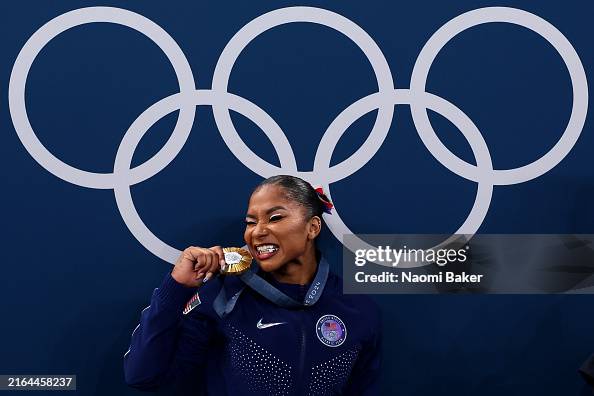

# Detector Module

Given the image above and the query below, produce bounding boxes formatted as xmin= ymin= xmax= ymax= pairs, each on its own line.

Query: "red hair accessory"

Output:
xmin=315 ymin=187 xmax=334 ymax=214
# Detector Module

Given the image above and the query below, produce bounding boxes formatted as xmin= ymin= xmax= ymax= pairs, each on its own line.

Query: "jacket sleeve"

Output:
xmin=123 ymin=270 xmax=216 ymax=392
xmin=344 ymin=304 xmax=383 ymax=395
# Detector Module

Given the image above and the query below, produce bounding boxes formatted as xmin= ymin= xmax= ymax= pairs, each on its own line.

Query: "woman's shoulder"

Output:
xmin=326 ymin=271 xmax=382 ymax=321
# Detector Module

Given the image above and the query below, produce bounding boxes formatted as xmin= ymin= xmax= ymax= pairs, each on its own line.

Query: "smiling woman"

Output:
xmin=244 ymin=177 xmax=324 ymax=285
xmin=123 ymin=175 xmax=382 ymax=396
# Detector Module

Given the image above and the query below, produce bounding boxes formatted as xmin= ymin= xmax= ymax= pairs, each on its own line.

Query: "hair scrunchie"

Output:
xmin=314 ymin=187 xmax=334 ymax=214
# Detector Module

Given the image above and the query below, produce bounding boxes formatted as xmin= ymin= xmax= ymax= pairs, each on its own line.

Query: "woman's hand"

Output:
xmin=171 ymin=246 xmax=226 ymax=288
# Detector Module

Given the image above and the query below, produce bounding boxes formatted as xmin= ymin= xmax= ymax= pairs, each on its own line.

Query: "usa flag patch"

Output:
xmin=183 ymin=292 xmax=201 ymax=315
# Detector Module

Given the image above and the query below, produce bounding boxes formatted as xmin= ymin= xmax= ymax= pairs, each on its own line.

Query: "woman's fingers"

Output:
xmin=173 ymin=247 xmax=206 ymax=286
xmin=204 ymin=246 xmax=225 ymax=282
xmin=173 ymin=245 xmax=225 ymax=287
xmin=188 ymin=248 xmax=208 ymax=279
xmin=180 ymin=246 xmax=224 ymax=282
xmin=210 ymin=246 xmax=226 ymax=267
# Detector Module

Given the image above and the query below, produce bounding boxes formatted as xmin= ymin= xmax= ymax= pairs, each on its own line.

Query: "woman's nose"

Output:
xmin=253 ymin=221 xmax=269 ymax=237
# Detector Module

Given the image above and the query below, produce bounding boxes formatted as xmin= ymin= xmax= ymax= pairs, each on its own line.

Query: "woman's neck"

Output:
xmin=271 ymin=246 xmax=318 ymax=285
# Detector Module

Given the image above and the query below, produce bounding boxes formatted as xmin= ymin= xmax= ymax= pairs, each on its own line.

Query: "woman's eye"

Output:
xmin=245 ymin=220 xmax=256 ymax=226
xmin=269 ymin=215 xmax=283 ymax=222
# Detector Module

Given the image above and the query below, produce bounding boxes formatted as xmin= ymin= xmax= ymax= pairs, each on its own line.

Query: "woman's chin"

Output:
xmin=256 ymin=256 xmax=283 ymax=272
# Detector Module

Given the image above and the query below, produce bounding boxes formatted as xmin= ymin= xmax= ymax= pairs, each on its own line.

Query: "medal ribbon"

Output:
xmin=213 ymin=255 xmax=330 ymax=317
xmin=240 ymin=255 xmax=329 ymax=308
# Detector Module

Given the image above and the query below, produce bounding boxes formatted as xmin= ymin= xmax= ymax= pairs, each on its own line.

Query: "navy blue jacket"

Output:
xmin=123 ymin=255 xmax=382 ymax=395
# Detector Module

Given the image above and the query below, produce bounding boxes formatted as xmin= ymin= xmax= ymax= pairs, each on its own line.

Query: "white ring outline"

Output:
xmin=410 ymin=7 xmax=588 ymax=185
xmin=8 ymin=7 xmax=196 ymax=189
xmin=318 ymin=90 xmax=493 ymax=267
xmin=113 ymin=90 xmax=292 ymax=263
xmin=211 ymin=6 xmax=395 ymax=183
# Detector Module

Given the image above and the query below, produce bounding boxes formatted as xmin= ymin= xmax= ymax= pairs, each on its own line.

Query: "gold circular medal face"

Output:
xmin=221 ymin=247 xmax=252 ymax=275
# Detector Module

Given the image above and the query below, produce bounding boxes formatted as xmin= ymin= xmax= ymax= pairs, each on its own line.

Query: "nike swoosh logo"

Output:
xmin=256 ymin=318 xmax=286 ymax=329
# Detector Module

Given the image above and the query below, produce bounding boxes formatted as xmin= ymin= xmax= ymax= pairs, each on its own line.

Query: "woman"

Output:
xmin=123 ymin=175 xmax=382 ymax=395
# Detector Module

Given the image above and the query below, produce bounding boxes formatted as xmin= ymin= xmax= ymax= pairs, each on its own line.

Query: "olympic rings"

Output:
xmin=9 ymin=6 xmax=588 ymax=267
xmin=8 ymin=7 xmax=196 ymax=189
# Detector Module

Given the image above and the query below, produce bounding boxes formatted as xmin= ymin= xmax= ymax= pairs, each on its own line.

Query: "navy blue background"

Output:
xmin=1 ymin=1 xmax=593 ymax=395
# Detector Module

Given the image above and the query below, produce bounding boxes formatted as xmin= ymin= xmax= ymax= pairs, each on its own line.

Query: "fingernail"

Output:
xmin=203 ymin=274 xmax=211 ymax=283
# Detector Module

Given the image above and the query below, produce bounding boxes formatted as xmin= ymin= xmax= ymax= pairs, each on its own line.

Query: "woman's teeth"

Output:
xmin=256 ymin=244 xmax=278 ymax=254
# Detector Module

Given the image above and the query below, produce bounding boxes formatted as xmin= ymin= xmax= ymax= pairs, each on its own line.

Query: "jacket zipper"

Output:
xmin=294 ymin=308 xmax=307 ymax=396
xmin=295 ymin=284 xmax=308 ymax=396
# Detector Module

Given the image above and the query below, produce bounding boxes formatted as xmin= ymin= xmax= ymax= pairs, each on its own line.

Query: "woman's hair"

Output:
xmin=252 ymin=175 xmax=326 ymax=221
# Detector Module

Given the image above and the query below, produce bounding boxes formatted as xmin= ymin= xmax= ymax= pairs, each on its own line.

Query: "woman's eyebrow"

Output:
xmin=267 ymin=205 xmax=286 ymax=214
xmin=245 ymin=205 xmax=286 ymax=218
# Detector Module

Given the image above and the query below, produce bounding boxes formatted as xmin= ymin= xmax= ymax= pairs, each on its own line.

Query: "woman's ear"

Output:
xmin=308 ymin=216 xmax=322 ymax=240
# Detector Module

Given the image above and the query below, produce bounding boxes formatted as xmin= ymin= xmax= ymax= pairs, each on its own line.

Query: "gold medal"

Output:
xmin=221 ymin=247 xmax=252 ymax=275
